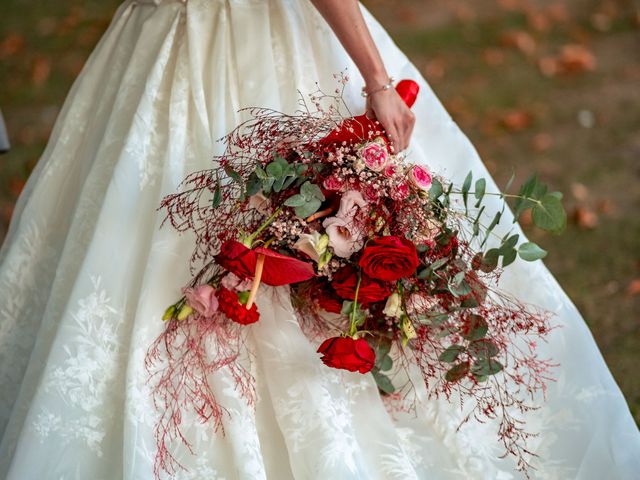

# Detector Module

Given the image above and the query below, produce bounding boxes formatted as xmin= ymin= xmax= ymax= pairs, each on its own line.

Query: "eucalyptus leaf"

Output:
xmin=429 ymin=178 xmax=444 ymax=199
xmin=445 ymin=361 xmax=470 ymax=382
xmin=518 ymin=242 xmax=548 ymax=261
xmin=379 ymin=355 xmax=393 ymax=372
xmin=373 ymin=371 xmax=396 ymax=394
xmin=284 ymin=194 xmax=307 ymax=208
xmin=211 ymin=180 xmax=222 ymax=208
xmin=295 ymin=198 xmax=322 ymax=218
xmin=532 ymin=193 xmax=567 ymax=233
xmin=449 ymin=279 xmax=472 ymax=298
xmin=471 ymin=358 xmax=503 ymax=376
xmin=224 ymin=165 xmax=244 ymax=186
xmin=463 ymin=314 xmax=488 ymax=341
xmin=467 ymin=339 xmax=499 ymax=358
xmin=501 ymin=247 xmax=518 ymax=267
xmin=246 ymin=172 xmax=262 ymax=196
xmin=474 ymin=178 xmax=486 ymax=207
xmin=439 ymin=345 xmax=465 ymax=363
xmin=462 ymin=171 xmax=473 ymax=212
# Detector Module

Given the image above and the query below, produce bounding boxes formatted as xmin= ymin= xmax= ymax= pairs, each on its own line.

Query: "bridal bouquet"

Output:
xmin=147 ymin=75 xmax=566 ymax=477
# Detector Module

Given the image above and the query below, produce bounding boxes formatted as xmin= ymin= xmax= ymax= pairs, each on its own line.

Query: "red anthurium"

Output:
xmin=216 ymin=240 xmax=315 ymax=287
xmin=317 ymin=79 xmax=419 ymax=150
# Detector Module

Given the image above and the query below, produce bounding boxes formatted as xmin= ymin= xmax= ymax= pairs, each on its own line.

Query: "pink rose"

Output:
xmin=358 ymin=140 xmax=389 ymax=172
xmin=408 ymin=165 xmax=432 ymax=191
xmin=383 ymin=164 xmax=398 ymax=177
xmin=183 ymin=284 xmax=219 ymax=318
xmin=391 ymin=183 xmax=409 ymax=201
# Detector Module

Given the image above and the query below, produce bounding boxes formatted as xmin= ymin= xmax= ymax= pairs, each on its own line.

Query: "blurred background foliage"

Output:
xmin=0 ymin=0 xmax=638 ymax=423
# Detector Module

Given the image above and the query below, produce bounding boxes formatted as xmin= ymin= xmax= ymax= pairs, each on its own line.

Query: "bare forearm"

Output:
xmin=309 ymin=0 xmax=389 ymax=89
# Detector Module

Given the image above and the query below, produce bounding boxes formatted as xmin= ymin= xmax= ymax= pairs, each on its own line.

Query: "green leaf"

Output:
xmin=295 ymin=198 xmax=322 ymax=218
xmin=301 ymin=181 xmax=325 ymax=201
xmin=518 ymin=242 xmax=548 ymax=261
xmin=462 ymin=314 xmax=488 ymax=341
xmin=500 ymin=233 xmax=520 ymax=252
xmin=481 ymin=209 xmax=502 ymax=248
xmin=373 ymin=371 xmax=396 ymax=394
xmin=378 ymin=355 xmax=393 ymax=372
xmin=254 ymin=167 xmax=267 ymax=180
xmin=532 ymin=193 xmax=567 ymax=233
xmin=284 ymin=194 xmax=307 ymax=208
xmin=445 ymin=361 xmax=470 ymax=382
xmin=501 ymin=247 xmax=517 ymax=267
xmin=246 ymin=172 xmax=262 ymax=196
xmin=460 ymin=296 xmax=480 ymax=308
xmin=474 ymin=178 xmax=486 ymax=207
xmin=480 ymin=249 xmax=500 ymax=272
xmin=273 ymin=175 xmax=286 ymax=193
xmin=471 ymin=358 xmax=503 ymax=376
xmin=266 ymin=160 xmax=285 ymax=178
xmin=429 ymin=178 xmax=444 ymax=199
xmin=439 ymin=345 xmax=465 ymax=363
xmin=513 ymin=174 xmax=546 ymax=219
xmin=224 ymin=165 xmax=244 ymax=191
xmin=262 ymin=177 xmax=275 ymax=193
xmin=211 ymin=180 xmax=222 ymax=208
xmin=340 ymin=301 xmax=354 ymax=316
xmin=449 ymin=279 xmax=472 ymax=298
xmin=462 ymin=171 xmax=473 ymax=212
xmin=467 ymin=339 xmax=499 ymax=358
xmin=504 ymin=172 xmax=515 ymax=193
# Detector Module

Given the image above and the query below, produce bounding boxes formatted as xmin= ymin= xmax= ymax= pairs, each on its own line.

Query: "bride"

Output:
xmin=0 ymin=0 xmax=638 ymax=478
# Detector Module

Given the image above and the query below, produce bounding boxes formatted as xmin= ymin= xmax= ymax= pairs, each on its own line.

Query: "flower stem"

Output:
xmin=246 ymin=254 xmax=265 ymax=309
xmin=349 ymin=272 xmax=363 ymax=337
xmin=243 ymin=207 xmax=283 ymax=247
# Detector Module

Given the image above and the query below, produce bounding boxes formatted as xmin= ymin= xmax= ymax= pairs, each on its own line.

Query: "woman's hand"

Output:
xmin=309 ymin=0 xmax=415 ymax=150
xmin=366 ymin=89 xmax=415 ymax=152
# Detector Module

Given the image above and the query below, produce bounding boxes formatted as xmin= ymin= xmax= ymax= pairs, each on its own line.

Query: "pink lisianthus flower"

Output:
xmin=358 ymin=139 xmax=389 ymax=172
xmin=183 ymin=284 xmax=219 ymax=318
xmin=323 ymin=217 xmax=366 ymax=258
xmin=408 ymin=165 xmax=433 ymax=191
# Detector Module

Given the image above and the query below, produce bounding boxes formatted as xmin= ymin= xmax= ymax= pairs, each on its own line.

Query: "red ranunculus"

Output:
xmin=331 ymin=265 xmax=391 ymax=304
xmin=218 ymin=287 xmax=259 ymax=325
xmin=358 ymin=236 xmax=420 ymax=282
xmin=317 ymin=336 xmax=375 ymax=374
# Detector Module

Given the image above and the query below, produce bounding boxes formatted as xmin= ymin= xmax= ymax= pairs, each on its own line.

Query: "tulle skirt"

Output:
xmin=0 ymin=0 xmax=638 ymax=478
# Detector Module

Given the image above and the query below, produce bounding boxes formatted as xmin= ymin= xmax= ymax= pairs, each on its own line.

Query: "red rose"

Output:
xmin=218 ymin=287 xmax=259 ymax=325
xmin=317 ymin=296 xmax=343 ymax=314
xmin=359 ymin=236 xmax=420 ymax=282
xmin=331 ymin=266 xmax=391 ymax=304
xmin=317 ymin=336 xmax=375 ymax=374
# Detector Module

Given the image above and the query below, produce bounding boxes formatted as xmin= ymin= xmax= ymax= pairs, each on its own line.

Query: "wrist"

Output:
xmin=361 ymin=76 xmax=395 ymax=98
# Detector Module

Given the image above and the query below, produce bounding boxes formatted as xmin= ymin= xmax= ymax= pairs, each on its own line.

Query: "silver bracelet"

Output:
xmin=361 ymin=77 xmax=395 ymax=98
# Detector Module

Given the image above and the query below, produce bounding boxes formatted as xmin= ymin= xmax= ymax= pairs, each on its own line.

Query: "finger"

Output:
xmin=393 ymin=121 xmax=407 ymax=152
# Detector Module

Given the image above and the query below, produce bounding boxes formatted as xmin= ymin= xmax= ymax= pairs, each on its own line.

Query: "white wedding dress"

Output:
xmin=0 ymin=1 xmax=638 ymax=479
